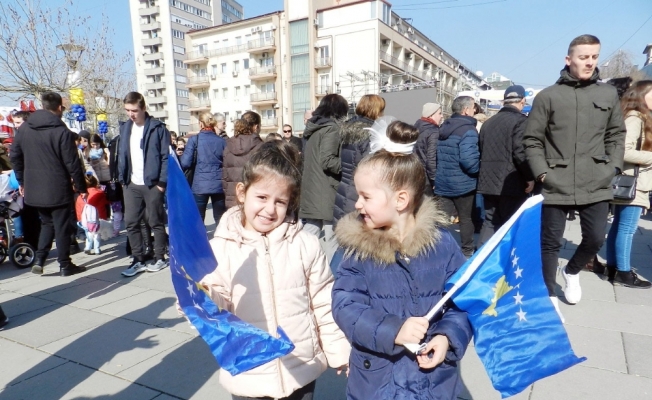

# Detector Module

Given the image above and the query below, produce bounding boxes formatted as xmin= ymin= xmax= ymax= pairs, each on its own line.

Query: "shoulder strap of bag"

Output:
xmin=192 ymin=135 xmax=199 ymax=167
xmin=633 ymin=120 xmax=643 ymax=177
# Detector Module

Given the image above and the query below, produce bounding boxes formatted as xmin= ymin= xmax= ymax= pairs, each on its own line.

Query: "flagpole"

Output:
xmin=404 ymin=195 xmax=544 ymax=354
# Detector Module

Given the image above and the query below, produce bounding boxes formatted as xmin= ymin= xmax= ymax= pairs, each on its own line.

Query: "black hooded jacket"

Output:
xmin=11 ymin=110 xmax=87 ymax=207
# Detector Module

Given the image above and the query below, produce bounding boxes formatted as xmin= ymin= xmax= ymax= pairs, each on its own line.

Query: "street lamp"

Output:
xmin=57 ymin=43 xmax=85 ymax=69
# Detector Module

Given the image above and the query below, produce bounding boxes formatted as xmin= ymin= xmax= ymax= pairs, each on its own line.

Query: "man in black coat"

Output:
xmin=476 ymin=85 xmax=534 ymax=248
xmin=414 ymin=102 xmax=442 ymax=195
xmin=282 ymin=124 xmax=303 ymax=152
xmin=11 ymin=92 xmax=87 ymax=276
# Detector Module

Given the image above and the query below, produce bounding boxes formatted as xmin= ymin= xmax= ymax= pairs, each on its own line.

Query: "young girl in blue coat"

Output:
xmin=332 ymin=119 xmax=473 ymax=400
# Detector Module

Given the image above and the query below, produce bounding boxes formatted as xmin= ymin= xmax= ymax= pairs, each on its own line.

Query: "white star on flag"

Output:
xmin=512 ymin=255 xmax=519 ymax=267
xmin=514 ymin=266 xmax=523 ymax=279
xmin=513 ymin=291 xmax=524 ymax=305
xmin=193 ymin=301 xmax=203 ymax=312
xmin=187 ymin=281 xmax=195 ymax=297
xmin=511 ymin=248 xmax=516 ymax=257
xmin=516 ymin=308 xmax=527 ymax=321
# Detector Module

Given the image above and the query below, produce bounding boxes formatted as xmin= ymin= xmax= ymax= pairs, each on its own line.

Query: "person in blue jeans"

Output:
xmin=180 ymin=111 xmax=227 ymax=227
xmin=601 ymin=81 xmax=652 ymax=289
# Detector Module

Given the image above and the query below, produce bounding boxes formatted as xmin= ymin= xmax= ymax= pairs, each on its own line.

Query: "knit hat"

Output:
xmin=78 ymin=130 xmax=91 ymax=140
xmin=422 ymin=103 xmax=442 ymax=118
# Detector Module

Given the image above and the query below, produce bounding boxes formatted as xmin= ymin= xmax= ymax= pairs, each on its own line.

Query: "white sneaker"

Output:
xmin=121 ymin=261 xmax=148 ymax=277
xmin=562 ymin=267 xmax=582 ymax=304
xmin=549 ymin=296 xmax=565 ymax=324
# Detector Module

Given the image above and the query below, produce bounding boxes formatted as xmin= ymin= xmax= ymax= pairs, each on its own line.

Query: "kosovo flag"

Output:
xmin=445 ymin=195 xmax=585 ymax=398
xmin=166 ymin=152 xmax=294 ymax=375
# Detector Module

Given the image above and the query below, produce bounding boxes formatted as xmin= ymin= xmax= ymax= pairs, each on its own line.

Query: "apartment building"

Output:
xmin=183 ymin=0 xmax=488 ymax=135
xmin=129 ymin=0 xmax=244 ymax=134
xmin=184 ymin=12 xmax=286 ymax=135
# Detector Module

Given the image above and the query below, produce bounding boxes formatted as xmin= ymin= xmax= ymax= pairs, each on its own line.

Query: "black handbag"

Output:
xmin=611 ymin=136 xmax=641 ymax=201
xmin=105 ymin=181 xmax=123 ymax=202
xmin=184 ymin=136 xmax=198 ymax=186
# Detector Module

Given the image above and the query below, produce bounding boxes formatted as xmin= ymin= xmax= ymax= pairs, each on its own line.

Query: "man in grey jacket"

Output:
xmin=523 ymin=35 xmax=625 ymax=315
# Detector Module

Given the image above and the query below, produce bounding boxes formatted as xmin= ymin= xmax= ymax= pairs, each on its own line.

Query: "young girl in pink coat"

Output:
xmin=200 ymin=140 xmax=350 ymax=400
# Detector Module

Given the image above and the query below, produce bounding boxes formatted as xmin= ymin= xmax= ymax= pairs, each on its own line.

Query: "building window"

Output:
xmin=317 ymin=12 xmax=323 ymax=28
xmin=179 ymin=118 xmax=190 ymax=126
xmin=243 ymin=58 xmax=249 ymax=69
xmin=382 ymin=3 xmax=391 ymax=24
xmin=174 ymin=59 xmax=187 ymax=69
xmin=171 ymin=13 xmax=208 ymax=29
xmin=214 ymin=89 xmax=219 ymax=99
xmin=221 ymin=63 xmax=227 ymax=73
xmin=222 ymin=88 xmax=228 ymax=99
xmin=234 ymin=86 xmax=240 ymax=97
xmin=178 ymin=104 xmax=189 ymax=111
xmin=175 ymin=74 xmax=187 ymax=83
xmin=211 ymin=64 xmax=218 ymax=76
xmin=169 ymin=0 xmax=211 ymax=20
xmin=236 ymin=111 xmax=242 ymax=119
xmin=244 ymin=85 xmax=250 ymax=95
xmin=173 ymin=45 xmax=185 ymax=54
xmin=177 ymin=89 xmax=189 ymax=98
xmin=233 ymin=60 xmax=240 ymax=72
xmin=172 ymin=29 xmax=185 ymax=39
xmin=371 ymin=1 xmax=377 ymax=19
xmin=290 ymin=20 xmax=309 ymax=55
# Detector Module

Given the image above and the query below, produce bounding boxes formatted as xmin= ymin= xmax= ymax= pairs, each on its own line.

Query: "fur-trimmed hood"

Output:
xmin=340 ymin=117 xmax=374 ymax=145
xmin=334 ymin=197 xmax=449 ymax=265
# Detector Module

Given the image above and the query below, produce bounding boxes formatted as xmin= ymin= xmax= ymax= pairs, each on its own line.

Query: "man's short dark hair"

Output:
xmin=12 ymin=110 xmax=31 ymax=120
xmin=41 ymin=92 xmax=62 ymax=112
xmin=567 ymin=34 xmax=600 ymax=55
xmin=451 ymin=96 xmax=474 ymax=114
xmin=123 ymin=91 xmax=146 ymax=110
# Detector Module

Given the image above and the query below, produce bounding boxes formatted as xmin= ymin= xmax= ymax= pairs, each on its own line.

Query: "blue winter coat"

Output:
xmin=333 ymin=116 xmax=374 ymax=224
xmin=332 ymin=198 xmax=473 ymax=400
xmin=180 ymin=130 xmax=227 ymax=195
xmin=434 ymin=114 xmax=480 ymax=197
xmin=117 ymin=115 xmax=170 ymax=188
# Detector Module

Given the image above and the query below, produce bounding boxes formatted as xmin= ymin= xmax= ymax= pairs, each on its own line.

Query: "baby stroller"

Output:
xmin=0 ymin=174 xmax=36 ymax=269
xmin=0 ymin=200 xmax=36 ymax=268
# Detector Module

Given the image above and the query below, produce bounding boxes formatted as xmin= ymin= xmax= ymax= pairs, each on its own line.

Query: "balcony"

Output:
xmin=250 ymin=92 xmax=277 ymax=104
xmin=143 ymin=67 xmax=164 ymax=76
xmin=150 ymin=109 xmax=168 ymax=119
xmin=188 ymin=99 xmax=211 ymax=112
xmin=247 ymin=36 xmax=276 ymax=53
xmin=186 ymin=76 xmax=210 ymax=89
xmin=315 ymin=85 xmax=332 ymax=97
xmin=184 ymin=50 xmax=210 ymax=65
xmin=147 ymin=95 xmax=167 ymax=105
xmin=261 ymin=117 xmax=278 ymax=127
xmin=140 ymin=21 xmax=161 ymax=31
xmin=145 ymin=81 xmax=166 ymax=90
xmin=139 ymin=6 xmax=160 ymax=16
xmin=142 ymin=37 xmax=163 ymax=47
xmin=315 ymin=57 xmax=332 ymax=68
xmin=143 ymin=52 xmax=163 ymax=62
xmin=249 ymin=65 xmax=277 ymax=80
xmin=379 ymin=52 xmax=406 ymax=72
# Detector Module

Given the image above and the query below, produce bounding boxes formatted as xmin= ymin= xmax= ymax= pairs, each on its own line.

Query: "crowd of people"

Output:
xmin=1 ymin=33 xmax=652 ymax=400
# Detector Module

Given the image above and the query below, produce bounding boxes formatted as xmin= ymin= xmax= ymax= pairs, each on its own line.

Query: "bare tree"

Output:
xmin=600 ymin=50 xmax=639 ymax=80
xmin=0 ymin=0 xmax=133 ymax=135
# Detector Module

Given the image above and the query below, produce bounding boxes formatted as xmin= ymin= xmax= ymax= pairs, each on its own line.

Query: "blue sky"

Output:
xmin=39 ymin=0 xmax=652 ymax=89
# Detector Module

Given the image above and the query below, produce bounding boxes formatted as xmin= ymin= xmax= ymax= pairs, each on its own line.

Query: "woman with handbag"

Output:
xmin=180 ymin=111 xmax=227 ymax=226
xmin=602 ymin=81 xmax=652 ymax=289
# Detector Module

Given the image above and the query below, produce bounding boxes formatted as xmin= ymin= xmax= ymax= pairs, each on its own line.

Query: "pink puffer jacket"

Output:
xmin=201 ymin=207 xmax=350 ymax=398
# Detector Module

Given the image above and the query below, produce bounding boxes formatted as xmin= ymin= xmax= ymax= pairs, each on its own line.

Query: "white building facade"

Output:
xmin=184 ymin=12 xmax=286 ymax=135
xmin=129 ymin=0 xmax=244 ymax=134
xmin=182 ymin=0 xmax=488 ymax=135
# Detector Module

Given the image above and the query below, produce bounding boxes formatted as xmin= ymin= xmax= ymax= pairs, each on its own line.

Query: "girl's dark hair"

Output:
xmin=621 ymin=80 xmax=652 ymax=152
xmin=90 ymin=134 xmax=105 ymax=148
xmin=312 ymin=94 xmax=349 ymax=120
xmin=85 ymin=173 xmax=99 ymax=188
xmin=358 ymin=121 xmax=426 ymax=212
xmin=234 ymin=111 xmax=262 ymax=136
xmin=240 ymin=140 xmax=302 ymax=222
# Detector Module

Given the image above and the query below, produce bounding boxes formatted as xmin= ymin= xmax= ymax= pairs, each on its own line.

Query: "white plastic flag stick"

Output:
xmin=403 ymin=195 xmax=544 ymax=354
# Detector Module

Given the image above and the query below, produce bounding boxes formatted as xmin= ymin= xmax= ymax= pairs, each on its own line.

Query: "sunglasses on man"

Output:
xmin=283 ymin=130 xmax=292 ymax=133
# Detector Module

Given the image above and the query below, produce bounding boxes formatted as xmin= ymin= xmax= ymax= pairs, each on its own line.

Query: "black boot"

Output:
xmin=613 ymin=270 xmax=651 ymax=289
xmin=0 ymin=306 xmax=8 ymax=331
xmin=60 ymin=263 xmax=87 ymax=277
xmin=592 ymin=259 xmax=616 ymax=281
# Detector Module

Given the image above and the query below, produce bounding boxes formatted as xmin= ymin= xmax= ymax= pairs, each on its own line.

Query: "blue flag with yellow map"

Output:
xmin=166 ymin=152 xmax=294 ymax=376
xmin=445 ymin=195 xmax=585 ymax=398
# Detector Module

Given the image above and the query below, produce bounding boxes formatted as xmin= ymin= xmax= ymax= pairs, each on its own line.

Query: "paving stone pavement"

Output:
xmin=1 ymin=211 xmax=651 ymax=399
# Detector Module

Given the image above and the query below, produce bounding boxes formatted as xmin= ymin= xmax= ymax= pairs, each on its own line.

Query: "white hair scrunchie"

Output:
xmin=365 ymin=116 xmax=417 ymax=155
